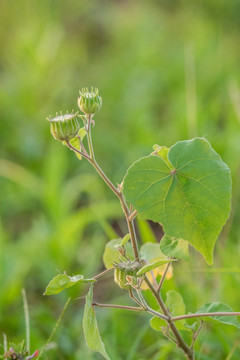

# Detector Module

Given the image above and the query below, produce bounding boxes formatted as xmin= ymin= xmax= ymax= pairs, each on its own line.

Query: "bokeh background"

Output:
xmin=1 ymin=1 xmax=240 ymax=359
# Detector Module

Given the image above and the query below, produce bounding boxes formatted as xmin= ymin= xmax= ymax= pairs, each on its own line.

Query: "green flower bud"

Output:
xmin=78 ymin=87 xmax=102 ymax=115
xmin=47 ymin=112 xmax=80 ymax=142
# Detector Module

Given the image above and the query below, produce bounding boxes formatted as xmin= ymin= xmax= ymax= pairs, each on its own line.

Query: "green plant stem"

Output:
xmin=144 ymin=276 xmax=194 ymax=360
xmin=172 ymin=312 xmax=240 ymax=322
xmin=22 ymin=289 xmax=30 ymax=353
xmin=38 ymin=297 xmax=71 ymax=359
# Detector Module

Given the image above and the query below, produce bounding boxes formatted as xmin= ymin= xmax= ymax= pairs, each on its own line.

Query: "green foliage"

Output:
xmin=83 ymin=285 xmax=110 ymax=360
xmin=1 ymin=1 xmax=240 ymax=358
xmin=160 ymin=235 xmax=190 ymax=262
xmin=44 ymin=274 xmax=95 ymax=295
xmin=123 ymin=138 xmax=231 ymax=264
xmin=196 ymin=302 xmax=240 ymax=329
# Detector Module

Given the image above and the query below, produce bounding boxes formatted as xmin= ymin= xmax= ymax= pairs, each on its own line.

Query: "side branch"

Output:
xmin=172 ymin=312 xmax=240 ymax=322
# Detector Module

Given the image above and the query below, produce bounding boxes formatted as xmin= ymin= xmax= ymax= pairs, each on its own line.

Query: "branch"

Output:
xmin=92 ymin=267 xmax=114 ymax=280
xmin=172 ymin=312 xmax=240 ymax=322
xmin=191 ymin=320 xmax=203 ymax=349
xmin=157 ymin=259 xmax=172 ymax=292
xmin=92 ymin=302 xmax=144 ymax=312
xmin=65 ymin=140 xmax=91 ymax=161
xmin=128 ymin=209 xmax=138 ymax=221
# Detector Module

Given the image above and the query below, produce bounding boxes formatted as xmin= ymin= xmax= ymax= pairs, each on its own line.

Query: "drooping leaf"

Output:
xmin=83 ymin=284 xmax=110 ymax=360
xmin=44 ymin=274 xmax=95 ymax=295
xmin=160 ymin=235 xmax=190 ymax=262
xmin=103 ymin=239 xmax=134 ymax=269
xmin=137 ymin=258 xmax=176 ymax=275
xmin=196 ymin=302 xmax=240 ymax=329
xmin=123 ymin=138 xmax=231 ymax=264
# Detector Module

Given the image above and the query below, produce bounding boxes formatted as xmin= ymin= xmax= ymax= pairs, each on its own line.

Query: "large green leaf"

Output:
xmin=83 ymin=284 xmax=110 ymax=360
xmin=196 ymin=302 xmax=240 ymax=329
xmin=44 ymin=274 xmax=95 ymax=295
xmin=123 ymin=138 xmax=231 ymax=264
xmin=160 ymin=235 xmax=190 ymax=262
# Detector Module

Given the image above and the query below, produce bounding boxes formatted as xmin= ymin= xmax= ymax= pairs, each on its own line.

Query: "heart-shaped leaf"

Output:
xmin=123 ymin=138 xmax=231 ymax=264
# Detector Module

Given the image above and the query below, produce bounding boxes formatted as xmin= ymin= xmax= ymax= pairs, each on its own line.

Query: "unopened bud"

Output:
xmin=78 ymin=87 xmax=102 ymax=115
xmin=47 ymin=112 xmax=80 ymax=142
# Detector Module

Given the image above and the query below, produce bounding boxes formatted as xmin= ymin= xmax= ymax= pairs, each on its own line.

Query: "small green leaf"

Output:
xmin=83 ymin=284 xmax=110 ymax=360
xmin=44 ymin=274 xmax=94 ymax=295
xmin=123 ymin=138 xmax=231 ymax=265
xmin=140 ymin=243 xmax=165 ymax=262
xmin=196 ymin=302 xmax=240 ymax=329
xmin=120 ymin=234 xmax=131 ymax=246
xmin=153 ymin=145 xmax=172 ymax=169
xmin=150 ymin=315 xmax=166 ymax=331
xmin=160 ymin=235 xmax=190 ymax=262
xmin=137 ymin=258 xmax=176 ymax=275
xmin=103 ymin=239 xmax=134 ymax=269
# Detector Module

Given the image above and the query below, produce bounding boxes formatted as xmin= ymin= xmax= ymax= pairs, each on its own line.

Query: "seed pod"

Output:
xmin=78 ymin=87 xmax=102 ymax=115
xmin=47 ymin=112 xmax=80 ymax=142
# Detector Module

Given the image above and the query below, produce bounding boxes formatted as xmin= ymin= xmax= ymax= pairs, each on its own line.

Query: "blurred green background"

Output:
xmin=1 ymin=0 xmax=240 ymax=359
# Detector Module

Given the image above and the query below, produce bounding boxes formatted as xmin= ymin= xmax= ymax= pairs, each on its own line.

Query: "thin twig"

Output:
xmin=172 ymin=312 xmax=240 ymax=322
xmin=128 ymin=210 xmax=138 ymax=221
xmin=92 ymin=302 xmax=144 ymax=312
xmin=129 ymin=289 xmax=145 ymax=308
xmin=191 ymin=320 xmax=203 ymax=349
xmin=93 ymin=267 xmax=114 ymax=280
xmin=65 ymin=140 xmax=91 ymax=161
xmin=157 ymin=260 xmax=172 ymax=292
